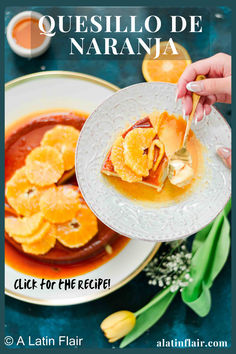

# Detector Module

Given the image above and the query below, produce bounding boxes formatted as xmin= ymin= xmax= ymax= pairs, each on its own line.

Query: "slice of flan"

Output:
xmin=101 ymin=114 xmax=169 ymax=192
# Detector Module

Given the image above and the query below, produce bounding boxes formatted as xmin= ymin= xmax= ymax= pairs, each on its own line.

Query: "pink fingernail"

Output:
xmin=203 ymin=109 xmax=206 ymax=120
xmin=217 ymin=146 xmax=231 ymax=159
xmin=186 ymin=81 xmax=203 ymax=93
xmin=194 ymin=112 xmax=202 ymax=122
xmin=216 ymin=146 xmax=231 ymax=169
xmin=196 ymin=111 xmax=204 ymax=122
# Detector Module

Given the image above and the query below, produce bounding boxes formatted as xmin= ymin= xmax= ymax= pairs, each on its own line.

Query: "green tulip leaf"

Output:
xmin=182 ymin=281 xmax=211 ymax=317
xmin=182 ymin=203 xmax=230 ymax=315
xmin=192 ymin=199 xmax=231 ymax=257
xmin=120 ymin=289 xmax=177 ymax=348
xmin=205 ymin=215 xmax=230 ymax=285
xmin=191 ymin=222 xmax=213 ymax=256
xmin=182 ymin=214 xmax=223 ymax=300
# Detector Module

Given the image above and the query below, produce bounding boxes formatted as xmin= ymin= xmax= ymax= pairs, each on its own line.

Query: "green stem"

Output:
xmin=134 ymin=285 xmax=172 ymax=317
xmin=135 ymin=242 xmax=189 ymax=318
xmin=154 ymin=240 xmax=183 ymax=276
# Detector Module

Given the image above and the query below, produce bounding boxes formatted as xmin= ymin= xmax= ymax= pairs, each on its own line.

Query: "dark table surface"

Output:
xmin=5 ymin=6 xmax=231 ymax=349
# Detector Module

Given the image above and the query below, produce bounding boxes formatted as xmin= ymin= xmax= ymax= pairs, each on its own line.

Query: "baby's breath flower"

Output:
xmin=170 ymin=284 xmax=179 ymax=292
xmin=144 ymin=240 xmax=192 ymax=291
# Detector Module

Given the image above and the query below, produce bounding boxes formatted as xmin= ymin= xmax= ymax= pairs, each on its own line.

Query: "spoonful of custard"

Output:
xmin=168 ymin=75 xmax=206 ymax=187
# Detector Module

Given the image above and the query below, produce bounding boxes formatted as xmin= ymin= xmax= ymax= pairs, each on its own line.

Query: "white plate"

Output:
xmin=5 ymin=72 xmax=159 ymax=305
xmin=76 ymin=82 xmax=231 ymax=242
xmin=5 ymin=240 xmax=159 ymax=306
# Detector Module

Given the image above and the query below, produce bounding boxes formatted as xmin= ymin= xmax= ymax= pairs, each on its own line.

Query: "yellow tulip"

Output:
xmin=100 ymin=310 xmax=136 ymax=343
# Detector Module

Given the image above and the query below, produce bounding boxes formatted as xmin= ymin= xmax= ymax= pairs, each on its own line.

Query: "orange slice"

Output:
xmin=25 ymin=146 xmax=64 ymax=187
xmin=5 ymin=167 xmax=44 ymax=216
xmin=39 ymin=185 xmax=80 ymax=223
xmin=53 ymin=204 xmax=98 ymax=248
xmin=22 ymin=225 xmax=56 ymax=255
xmin=110 ymin=136 xmax=142 ymax=183
xmin=124 ymin=128 xmax=156 ymax=177
xmin=142 ymin=41 xmax=191 ymax=83
xmin=5 ymin=212 xmax=44 ymax=238
xmin=12 ymin=222 xmax=51 ymax=245
xmin=41 ymin=125 xmax=79 ymax=171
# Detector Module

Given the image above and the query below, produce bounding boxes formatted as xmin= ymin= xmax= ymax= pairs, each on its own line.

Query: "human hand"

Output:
xmin=176 ymin=53 xmax=231 ymax=121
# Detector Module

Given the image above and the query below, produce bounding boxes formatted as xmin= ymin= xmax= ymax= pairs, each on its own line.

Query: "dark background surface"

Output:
xmin=5 ymin=6 xmax=231 ymax=348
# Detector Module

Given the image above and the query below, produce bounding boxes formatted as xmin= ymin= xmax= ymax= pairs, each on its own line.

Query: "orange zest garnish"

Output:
xmin=39 ymin=185 xmax=80 ymax=223
xmin=41 ymin=125 xmax=79 ymax=171
xmin=148 ymin=139 xmax=165 ymax=171
xmin=53 ymin=204 xmax=98 ymax=248
xmin=25 ymin=146 xmax=64 ymax=187
xmin=123 ymin=128 xmax=156 ymax=177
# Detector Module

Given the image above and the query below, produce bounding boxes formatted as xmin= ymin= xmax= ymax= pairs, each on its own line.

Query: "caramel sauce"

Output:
xmin=12 ymin=18 xmax=45 ymax=49
xmin=106 ymin=112 xmax=204 ymax=206
xmin=5 ymin=110 xmax=129 ymax=279
xmin=5 ymin=236 xmax=129 ymax=280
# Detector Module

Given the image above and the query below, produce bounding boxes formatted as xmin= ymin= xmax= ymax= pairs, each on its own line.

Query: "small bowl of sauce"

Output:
xmin=6 ymin=11 xmax=51 ymax=58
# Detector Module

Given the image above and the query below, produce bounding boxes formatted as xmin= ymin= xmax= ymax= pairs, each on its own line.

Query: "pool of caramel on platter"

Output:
xmin=106 ymin=113 xmax=204 ymax=206
xmin=5 ymin=110 xmax=129 ymax=279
